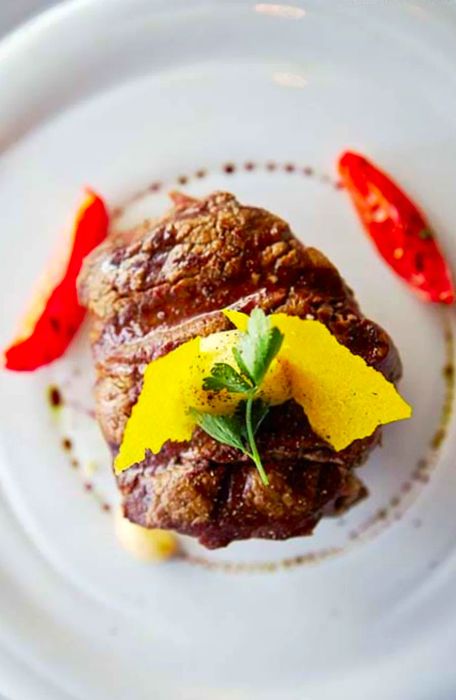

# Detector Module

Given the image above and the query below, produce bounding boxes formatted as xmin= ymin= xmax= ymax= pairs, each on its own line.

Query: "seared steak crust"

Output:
xmin=79 ymin=192 xmax=401 ymax=548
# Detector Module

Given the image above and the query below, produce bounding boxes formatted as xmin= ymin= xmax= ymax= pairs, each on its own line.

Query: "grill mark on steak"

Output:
xmin=79 ymin=191 xmax=402 ymax=549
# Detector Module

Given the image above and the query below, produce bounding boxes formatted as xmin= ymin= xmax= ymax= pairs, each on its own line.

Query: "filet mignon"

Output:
xmin=79 ymin=191 xmax=401 ymax=548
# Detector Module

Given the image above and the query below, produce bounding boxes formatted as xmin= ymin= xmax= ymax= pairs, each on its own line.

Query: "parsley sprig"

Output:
xmin=191 ymin=309 xmax=284 ymax=486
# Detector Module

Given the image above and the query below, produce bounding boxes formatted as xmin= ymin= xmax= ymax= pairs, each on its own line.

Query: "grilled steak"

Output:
xmin=79 ymin=191 xmax=401 ymax=549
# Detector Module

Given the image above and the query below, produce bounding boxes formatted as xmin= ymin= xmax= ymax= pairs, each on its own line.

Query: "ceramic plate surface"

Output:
xmin=1 ymin=1 xmax=456 ymax=698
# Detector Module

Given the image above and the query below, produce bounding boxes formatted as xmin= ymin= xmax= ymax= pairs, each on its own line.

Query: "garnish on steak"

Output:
xmin=79 ymin=191 xmax=404 ymax=549
xmin=114 ymin=307 xmax=410 ymax=485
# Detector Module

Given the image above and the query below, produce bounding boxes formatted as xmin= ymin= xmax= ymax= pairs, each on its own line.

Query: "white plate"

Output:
xmin=1 ymin=1 xmax=456 ymax=698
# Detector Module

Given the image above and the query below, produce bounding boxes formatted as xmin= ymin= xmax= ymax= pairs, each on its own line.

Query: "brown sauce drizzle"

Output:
xmin=52 ymin=390 xmax=112 ymax=514
xmin=180 ymin=547 xmax=342 ymax=574
xmin=110 ymin=160 xmax=340 ymax=224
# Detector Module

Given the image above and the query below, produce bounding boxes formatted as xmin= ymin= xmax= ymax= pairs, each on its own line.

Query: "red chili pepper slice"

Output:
xmin=3 ymin=190 xmax=109 ymax=371
xmin=338 ymin=151 xmax=455 ymax=304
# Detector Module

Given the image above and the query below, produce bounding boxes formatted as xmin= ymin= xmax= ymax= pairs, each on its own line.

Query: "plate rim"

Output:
xmin=1 ymin=1 xmax=456 ymax=699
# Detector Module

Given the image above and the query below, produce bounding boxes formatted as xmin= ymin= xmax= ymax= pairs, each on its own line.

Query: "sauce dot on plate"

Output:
xmin=62 ymin=437 xmax=72 ymax=451
xmin=48 ymin=385 xmax=63 ymax=408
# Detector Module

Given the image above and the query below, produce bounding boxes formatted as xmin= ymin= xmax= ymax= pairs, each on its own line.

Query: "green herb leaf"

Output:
xmin=236 ymin=308 xmax=284 ymax=386
xmin=232 ymin=346 xmax=254 ymax=384
xmin=250 ymin=399 xmax=269 ymax=435
xmin=262 ymin=326 xmax=284 ymax=379
xmin=245 ymin=397 xmax=269 ymax=485
xmin=202 ymin=363 xmax=251 ymax=393
xmin=195 ymin=308 xmax=281 ymax=487
xmin=190 ymin=409 xmax=245 ymax=452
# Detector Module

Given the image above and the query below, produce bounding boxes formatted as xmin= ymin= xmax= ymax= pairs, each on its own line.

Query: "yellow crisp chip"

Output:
xmin=271 ymin=314 xmax=412 ymax=451
xmin=115 ymin=338 xmax=204 ymax=471
xmin=223 ymin=309 xmax=249 ymax=331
